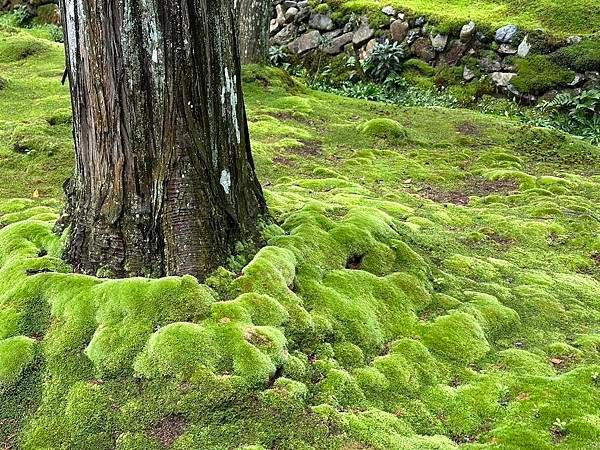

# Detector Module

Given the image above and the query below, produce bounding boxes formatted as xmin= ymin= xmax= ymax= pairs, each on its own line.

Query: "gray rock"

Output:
xmin=390 ymin=20 xmax=409 ymax=43
xmin=412 ymin=37 xmax=435 ymax=61
xmin=517 ymin=36 xmax=531 ymax=57
xmin=431 ymin=34 xmax=448 ymax=52
xmin=567 ymin=36 xmax=582 ymax=45
xmin=282 ymin=1 xmax=297 ymax=8
xmin=495 ymin=24 xmax=518 ymax=43
xmin=406 ymin=28 xmax=421 ymax=45
xmin=297 ymin=0 xmax=309 ymax=6
xmin=288 ymin=30 xmax=321 ymax=54
xmin=498 ymin=43 xmax=517 ymax=55
xmin=323 ymin=32 xmax=353 ymax=55
xmin=294 ymin=7 xmax=310 ymax=24
xmin=275 ymin=4 xmax=286 ymax=26
xmin=324 ymin=29 xmax=343 ymax=40
xmin=309 ymin=13 xmax=334 ymax=31
xmin=460 ymin=21 xmax=476 ymax=42
xmin=381 ymin=6 xmax=396 ymax=16
xmin=491 ymin=72 xmax=517 ymax=87
xmin=415 ymin=16 xmax=426 ymax=27
xmin=353 ymin=19 xmax=374 ymax=46
xmin=480 ymin=57 xmax=502 ymax=73
xmin=463 ymin=66 xmax=476 ymax=82
xmin=272 ymin=24 xmax=298 ymax=45
xmin=285 ymin=7 xmax=298 ymax=22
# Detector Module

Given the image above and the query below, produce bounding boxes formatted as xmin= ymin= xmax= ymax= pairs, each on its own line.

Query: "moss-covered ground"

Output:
xmin=1 ymin=27 xmax=600 ymax=450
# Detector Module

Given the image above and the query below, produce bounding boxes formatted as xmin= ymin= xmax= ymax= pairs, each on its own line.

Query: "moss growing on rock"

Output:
xmin=511 ymin=55 xmax=576 ymax=95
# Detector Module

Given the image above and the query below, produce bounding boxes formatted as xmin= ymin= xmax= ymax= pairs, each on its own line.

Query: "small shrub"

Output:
xmin=45 ymin=24 xmax=64 ymax=43
xmin=0 ymin=6 xmax=32 ymax=28
xmin=539 ymin=89 xmax=600 ymax=145
xmin=364 ymin=40 xmax=407 ymax=82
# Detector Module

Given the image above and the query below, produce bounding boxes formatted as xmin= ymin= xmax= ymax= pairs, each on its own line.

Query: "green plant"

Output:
xmin=539 ymin=90 xmax=600 ymax=145
xmin=1 ymin=6 xmax=32 ymax=28
xmin=45 ymin=24 xmax=64 ymax=43
xmin=364 ymin=40 xmax=407 ymax=82
xmin=269 ymin=46 xmax=288 ymax=67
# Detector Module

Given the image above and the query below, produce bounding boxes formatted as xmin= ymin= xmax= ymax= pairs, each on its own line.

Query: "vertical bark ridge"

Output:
xmin=59 ymin=0 xmax=268 ymax=279
xmin=237 ymin=0 xmax=271 ymax=64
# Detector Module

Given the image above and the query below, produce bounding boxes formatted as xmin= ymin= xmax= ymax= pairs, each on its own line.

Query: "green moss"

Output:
xmin=421 ymin=312 xmax=490 ymax=363
xmin=512 ymin=55 xmax=576 ymax=95
xmin=357 ymin=118 xmax=408 ymax=141
xmin=550 ymin=38 xmax=600 ymax=72
xmin=0 ymin=336 xmax=36 ymax=390
xmin=0 ymin=34 xmax=49 ymax=62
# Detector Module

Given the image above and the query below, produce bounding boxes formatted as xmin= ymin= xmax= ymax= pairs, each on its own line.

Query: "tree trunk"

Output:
xmin=58 ymin=0 xmax=268 ymax=280
xmin=237 ymin=0 xmax=272 ymax=64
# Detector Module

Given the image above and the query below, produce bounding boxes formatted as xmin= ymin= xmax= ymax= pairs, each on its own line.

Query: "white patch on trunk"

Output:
xmin=152 ymin=48 xmax=158 ymax=63
xmin=64 ymin=0 xmax=78 ymax=74
xmin=221 ymin=67 xmax=241 ymax=144
xmin=220 ymin=169 xmax=232 ymax=195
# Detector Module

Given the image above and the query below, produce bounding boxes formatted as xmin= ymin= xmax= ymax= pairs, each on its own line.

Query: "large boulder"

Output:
xmin=430 ymin=34 xmax=448 ymax=52
xmin=288 ymin=29 xmax=321 ymax=55
xmin=439 ymin=40 xmax=467 ymax=66
xmin=272 ymin=24 xmax=298 ymax=45
xmin=491 ymin=72 xmax=517 ymax=87
xmin=1 ymin=0 xmax=60 ymax=24
xmin=517 ymin=36 xmax=531 ymax=57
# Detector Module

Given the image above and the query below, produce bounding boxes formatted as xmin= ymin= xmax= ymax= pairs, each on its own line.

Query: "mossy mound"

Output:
xmin=357 ymin=118 xmax=409 ymax=141
xmin=511 ymin=55 xmax=576 ymax=95
xmin=0 ymin=34 xmax=49 ymax=62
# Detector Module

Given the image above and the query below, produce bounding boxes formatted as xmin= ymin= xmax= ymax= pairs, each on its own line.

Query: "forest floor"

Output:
xmin=1 ymin=27 xmax=600 ymax=450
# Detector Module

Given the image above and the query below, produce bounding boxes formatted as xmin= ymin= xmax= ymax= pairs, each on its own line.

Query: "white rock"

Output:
xmin=430 ymin=34 xmax=448 ymax=52
xmin=463 ymin=66 xmax=476 ymax=82
xmin=517 ymin=36 xmax=531 ymax=57
xmin=381 ymin=6 xmax=396 ymax=16
xmin=460 ymin=21 xmax=476 ymax=42
xmin=491 ymin=72 xmax=517 ymax=87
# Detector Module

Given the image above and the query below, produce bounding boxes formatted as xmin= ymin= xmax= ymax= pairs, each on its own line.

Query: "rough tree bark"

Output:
xmin=58 ymin=0 xmax=268 ymax=280
xmin=237 ymin=0 xmax=272 ymax=64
